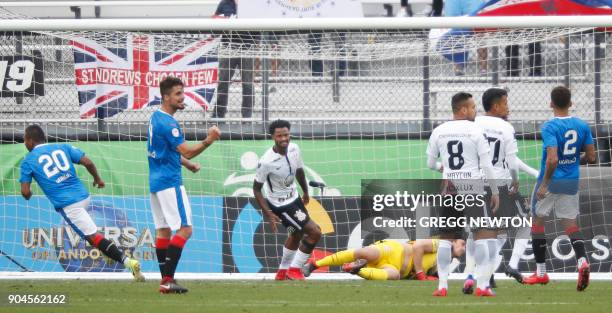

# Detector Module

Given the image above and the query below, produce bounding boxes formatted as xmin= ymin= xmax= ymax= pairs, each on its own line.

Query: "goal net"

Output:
xmin=1 ymin=10 xmax=611 ymax=278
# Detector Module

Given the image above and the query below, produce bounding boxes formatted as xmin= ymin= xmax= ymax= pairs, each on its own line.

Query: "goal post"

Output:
xmin=1 ymin=14 xmax=612 ymax=279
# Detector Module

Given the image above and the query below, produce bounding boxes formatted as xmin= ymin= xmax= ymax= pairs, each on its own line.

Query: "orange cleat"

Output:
xmin=523 ymin=273 xmax=550 ymax=285
xmin=432 ymin=288 xmax=447 ymax=297
xmin=475 ymin=287 xmax=496 ymax=297
xmin=286 ymin=267 xmax=305 ymax=280
xmin=577 ymin=261 xmax=590 ymax=291
xmin=275 ymin=269 xmax=288 ymax=281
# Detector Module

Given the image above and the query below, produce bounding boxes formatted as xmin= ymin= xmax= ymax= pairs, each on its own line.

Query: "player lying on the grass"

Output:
xmin=524 ymin=86 xmax=596 ymax=291
xmin=20 ymin=125 xmax=144 ymax=282
xmin=303 ymin=239 xmax=465 ymax=280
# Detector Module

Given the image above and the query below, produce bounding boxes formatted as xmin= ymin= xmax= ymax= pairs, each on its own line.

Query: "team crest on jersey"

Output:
xmin=294 ymin=209 xmax=307 ymax=222
xmin=172 ymin=128 xmax=179 ymax=137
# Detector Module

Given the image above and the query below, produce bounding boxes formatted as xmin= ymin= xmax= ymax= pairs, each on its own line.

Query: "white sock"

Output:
xmin=487 ymin=239 xmax=499 ymax=281
xmin=509 ymin=239 xmax=528 ymax=269
xmin=536 ymin=263 xmax=546 ymax=277
xmin=290 ymin=249 xmax=310 ymax=269
xmin=474 ymin=239 xmax=490 ymax=290
xmin=577 ymin=257 xmax=587 ymax=268
xmin=279 ymin=247 xmax=296 ymax=270
xmin=465 ymin=234 xmax=475 ymax=278
xmin=437 ymin=240 xmax=452 ymax=290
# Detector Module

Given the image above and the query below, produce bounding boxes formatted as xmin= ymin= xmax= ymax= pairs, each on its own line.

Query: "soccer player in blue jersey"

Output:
xmin=148 ymin=76 xmax=220 ymax=294
xmin=20 ymin=125 xmax=144 ymax=282
xmin=524 ymin=86 xmax=597 ymax=291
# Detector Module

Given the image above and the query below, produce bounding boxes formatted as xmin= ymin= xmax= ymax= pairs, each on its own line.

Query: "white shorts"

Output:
xmin=150 ymin=185 xmax=192 ymax=231
xmin=531 ymin=188 xmax=580 ymax=219
xmin=59 ymin=197 xmax=97 ymax=238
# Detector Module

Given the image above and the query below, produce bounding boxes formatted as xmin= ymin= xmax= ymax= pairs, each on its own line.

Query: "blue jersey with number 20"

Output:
xmin=19 ymin=143 xmax=89 ymax=210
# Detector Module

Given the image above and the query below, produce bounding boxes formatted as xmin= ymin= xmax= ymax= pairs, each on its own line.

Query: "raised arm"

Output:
xmin=176 ymin=126 xmax=220 ymax=160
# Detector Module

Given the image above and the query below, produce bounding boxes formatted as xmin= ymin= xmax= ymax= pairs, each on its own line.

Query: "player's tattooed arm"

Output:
xmin=79 ymin=156 xmax=105 ymax=188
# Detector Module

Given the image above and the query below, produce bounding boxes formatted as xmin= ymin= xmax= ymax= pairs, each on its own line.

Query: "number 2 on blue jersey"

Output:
xmin=563 ymin=130 xmax=577 ymax=156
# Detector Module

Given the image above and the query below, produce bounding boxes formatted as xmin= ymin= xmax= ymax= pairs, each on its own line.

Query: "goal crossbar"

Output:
xmin=1 ymin=16 xmax=612 ymax=31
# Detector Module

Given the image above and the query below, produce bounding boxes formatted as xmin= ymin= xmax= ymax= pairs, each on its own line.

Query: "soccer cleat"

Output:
xmin=302 ymin=260 xmax=317 ymax=278
xmin=523 ymin=273 xmax=550 ymax=285
xmin=286 ymin=267 xmax=305 ymax=280
xmin=505 ymin=266 xmax=524 ymax=284
xmin=462 ymin=277 xmax=475 ymax=294
xmin=577 ymin=260 xmax=590 ymax=292
xmin=342 ymin=259 xmax=368 ymax=275
xmin=275 ymin=269 xmax=288 ymax=281
xmin=126 ymin=258 xmax=145 ymax=282
xmin=432 ymin=288 xmax=447 ymax=297
xmin=475 ymin=287 xmax=496 ymax=297
xmin=159 ymin=278 xmax=189 ymax=294
xmin=489 ymin=275 xmax=497 ymax=289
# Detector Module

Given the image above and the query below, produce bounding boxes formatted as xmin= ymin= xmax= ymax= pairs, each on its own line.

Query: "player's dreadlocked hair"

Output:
xmin=268 ymin=119 xmax=291 ymax=136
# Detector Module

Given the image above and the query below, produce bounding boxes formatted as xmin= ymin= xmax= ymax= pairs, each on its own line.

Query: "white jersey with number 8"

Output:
xmin=426 ymin=120 xmax=491 ymax=181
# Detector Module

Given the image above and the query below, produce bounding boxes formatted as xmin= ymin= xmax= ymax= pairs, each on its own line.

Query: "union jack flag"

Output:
xmin=72 ymin=34 xmax=219 ymax=118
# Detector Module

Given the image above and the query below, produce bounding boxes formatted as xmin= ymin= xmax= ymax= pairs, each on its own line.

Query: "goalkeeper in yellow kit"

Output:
xmin=303 ymin=239 xmax=465 ymax=280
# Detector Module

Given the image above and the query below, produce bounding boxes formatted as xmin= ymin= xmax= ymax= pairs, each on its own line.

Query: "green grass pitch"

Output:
xmin=2 ymin=280 xmax=612 ymax=313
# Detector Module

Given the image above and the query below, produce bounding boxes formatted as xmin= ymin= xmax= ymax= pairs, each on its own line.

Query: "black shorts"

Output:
xmin=267 ymin=198 xmax=311 ymax=233
xmin=434 ymin=191 xmax=492 ymax=237
xmin=434 ymin=203 xmax=465 ymax=239
xmin=492 ymin=185 xmax=530 ymax=219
